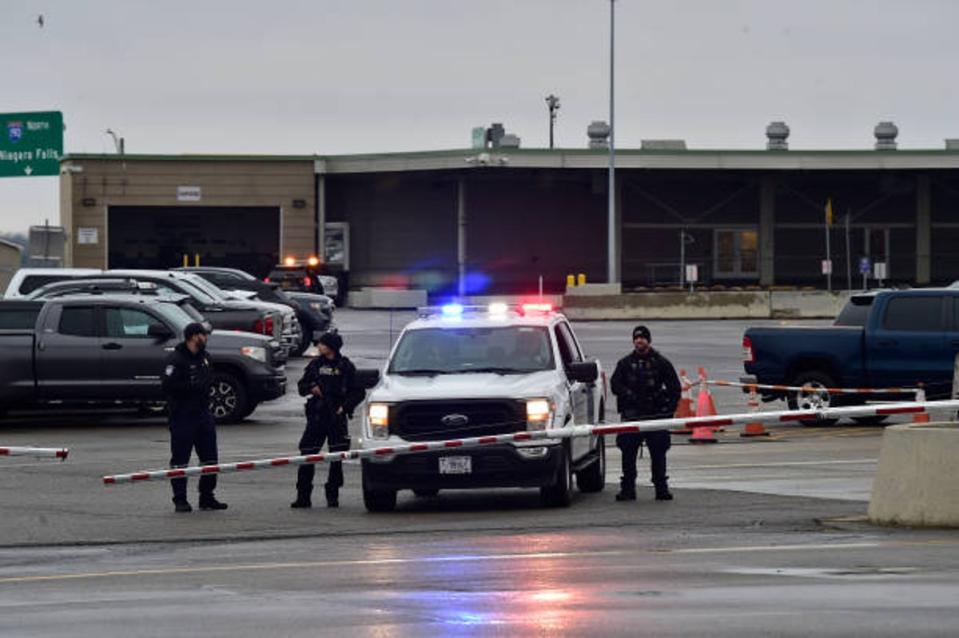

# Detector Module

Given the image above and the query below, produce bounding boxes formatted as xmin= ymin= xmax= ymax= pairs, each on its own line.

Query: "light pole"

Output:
xmin=545 ymin=94 xmax=560 ymax=149
xmin=607 ymin=0 xmax=618 ymax=285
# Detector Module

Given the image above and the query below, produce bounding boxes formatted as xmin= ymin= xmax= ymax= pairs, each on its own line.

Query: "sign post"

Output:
xmin=859 ymin=257 xmax=871 ymax=291
xmin=0 ymin=111 xmax=63 ymax=178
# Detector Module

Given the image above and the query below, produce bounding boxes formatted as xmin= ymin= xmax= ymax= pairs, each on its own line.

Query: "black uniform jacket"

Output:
xmin=609 ymin=347 xmax=682 ymax=420
xmin=297 ymin=353 xmax=365 ymax=418
xmin=162 ymin=343 xmax=213 ymax=417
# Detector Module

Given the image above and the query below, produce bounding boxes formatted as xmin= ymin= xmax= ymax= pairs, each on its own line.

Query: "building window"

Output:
xmin=714 ymin=229 xmax=759 ymax=278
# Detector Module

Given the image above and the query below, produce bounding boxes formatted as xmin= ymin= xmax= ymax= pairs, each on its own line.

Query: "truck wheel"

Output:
xmin=209 ymin=371 xmax=249 ymax=424
xmin=787 ymin=371 xmax=839 ymax=426
xmin=362 ymin=464 xmax=397 ymax=512
xmin=576 ymin=435 xmax=606 ymax=493
xmin=540 ymin=444 xmax=573 ymax=507
xmin=291 ymin=331 xmax=310 ymax=358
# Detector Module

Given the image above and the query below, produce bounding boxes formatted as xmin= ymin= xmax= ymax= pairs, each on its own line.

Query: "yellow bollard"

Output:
xmin=195 ymin=253 xmax=201 ymax=267
xmin=566 ymin=273 xmax=575 ymax=288
xmin=577 ymin=273 xmax=586 ymax=286
xmin=182 ymin=254 xmax=188 ymax=268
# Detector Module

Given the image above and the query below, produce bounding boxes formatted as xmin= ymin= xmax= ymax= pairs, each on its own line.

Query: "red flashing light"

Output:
xmin=742 ymin=336 xmax=754 ymax=363
xmin=303 ymin=276 xmax=312 ymax=288
xmin=521 ymin=303 xmax=553 ymax=314
xmin=263 ymin=277 xmax=270 ymax=283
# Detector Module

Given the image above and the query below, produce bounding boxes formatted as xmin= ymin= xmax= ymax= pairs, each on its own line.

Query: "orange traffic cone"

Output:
xmin=740 ymin=383 xmax=770 ymax=437
xmin=694 ymin=368 xmax=718 ymax=418
xmin=672 ymin=369 xmax=695 ymax=435
xmin=689 ymin=368 xmax=719 ymax=443
xmin=912 ymin=385 xmax=931 ymax=424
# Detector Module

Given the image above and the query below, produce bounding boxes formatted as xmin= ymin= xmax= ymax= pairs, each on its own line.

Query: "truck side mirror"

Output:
xmin=147 ymin=323 xmax=174 ymax=340
xmin=567 ymin=361 xmax=598 ymax=384
xmin=355 ymin=368 xmax=381 ymax=389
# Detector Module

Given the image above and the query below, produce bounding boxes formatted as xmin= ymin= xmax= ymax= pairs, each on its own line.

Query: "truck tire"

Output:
xmin=208 ymin=371 xmax=249 ymax=424
xmin=787 ymin=370 xmax=839 ymax=426
xmin=362 ymin=463 xmax=397 ymax=512
xmin=540 ymin=444 xmax=573 ymax=507
xmin=291 ymin=331 xmax=310 ymax=358
xmin=576 ymin=435 xmax=606 ymax=493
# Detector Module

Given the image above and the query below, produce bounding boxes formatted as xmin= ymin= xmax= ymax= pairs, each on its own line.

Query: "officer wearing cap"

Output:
xmin=610 ymin=325 xmax=681 ymax=502
xmin=161 ymin=322 xmax=227 ymax=513
xmin=291 ymin=331 xmax=366 ymax=508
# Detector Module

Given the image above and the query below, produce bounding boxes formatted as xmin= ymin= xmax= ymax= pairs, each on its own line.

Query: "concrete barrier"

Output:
xmin=348 ymin=288 xmax=428 ymax=309
xmin=868 ymin=423 xmax=959 ymax=528
xmin=562 ymin=290 xmax=855 ymax=320
xmin=562 ymin=291 xmax=770 ymax=320
xmin=770 ymin=291 xmax=852 ymax=319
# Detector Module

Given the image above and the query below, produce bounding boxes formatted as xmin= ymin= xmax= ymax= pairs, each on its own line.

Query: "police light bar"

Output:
xmin=521 ymin=303 xmax=553 ymax=314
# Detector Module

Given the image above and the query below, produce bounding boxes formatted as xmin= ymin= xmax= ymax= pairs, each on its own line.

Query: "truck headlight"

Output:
xmin=240 ymin=346 xmax=267 ymax=362
xmin=526 ymin=399 xmax=553 ymax=431
xmin=369 ymin=403 xmax=390 ymax=439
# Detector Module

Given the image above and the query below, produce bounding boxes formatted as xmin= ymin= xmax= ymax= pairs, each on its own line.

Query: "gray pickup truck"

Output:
xmin=0 ymin=296 xmax=287 ymax=423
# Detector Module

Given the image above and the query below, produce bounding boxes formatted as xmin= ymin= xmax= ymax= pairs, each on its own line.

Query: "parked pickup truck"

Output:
xmin=0 ymin=296 xmax=287 ymax=423
xmin=743 ymin=288 xmax=959 ymax=423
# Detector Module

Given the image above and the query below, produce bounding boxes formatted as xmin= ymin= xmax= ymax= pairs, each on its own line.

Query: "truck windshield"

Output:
xmin=152 ymin=302 xmax=196 ymax=332
xmin=389 ymin=326 xmax=555 ymax=375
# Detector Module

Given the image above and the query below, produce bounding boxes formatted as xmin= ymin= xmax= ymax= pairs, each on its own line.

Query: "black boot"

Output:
xmin=199 ymin=496 xmax=228 ymax=511
xmin=290 ymin=492 xmax=312 ymax=508
xmin=325 ymin=484 xmax=339 ymax=508
xmin=173 ymin=499 xmax=192 ymax=513
xmin=654 ymin=480 xmax=673 ymax=501
xmin=615 ymin=479 xmax=636 ymax=502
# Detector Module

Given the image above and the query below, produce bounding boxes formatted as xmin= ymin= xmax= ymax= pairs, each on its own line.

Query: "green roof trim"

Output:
xmin=62 ymin=146 xmax=959 ymax=164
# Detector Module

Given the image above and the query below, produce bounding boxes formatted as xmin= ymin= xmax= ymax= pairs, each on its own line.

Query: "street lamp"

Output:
xmin=545 ymin=94 xmax=560 ymax=149
xmin=105 ymin=129 xmax=124 ymax=155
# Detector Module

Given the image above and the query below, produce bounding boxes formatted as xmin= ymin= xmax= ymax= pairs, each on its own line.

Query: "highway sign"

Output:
xmin=0 ymin=111 xmax=63 ymax=177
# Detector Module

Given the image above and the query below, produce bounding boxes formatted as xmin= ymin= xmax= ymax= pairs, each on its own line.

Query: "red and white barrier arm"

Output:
xmin=0 ymin=446 xmax=69 ymax=460
xmin=706 ymin=378 xmax=920 ymax=396
xmin=102 ymin=399 xmax=959 ymax=486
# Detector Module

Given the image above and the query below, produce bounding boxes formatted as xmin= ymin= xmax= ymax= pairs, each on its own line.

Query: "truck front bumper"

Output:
xmin=361 ymin=443 xmax=564 ymax=491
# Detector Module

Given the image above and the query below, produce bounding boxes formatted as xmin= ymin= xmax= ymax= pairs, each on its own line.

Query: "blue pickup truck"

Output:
xmin=743 ymin=288 xmax=959 ymax=424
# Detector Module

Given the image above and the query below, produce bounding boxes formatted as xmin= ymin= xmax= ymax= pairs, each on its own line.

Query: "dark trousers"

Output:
xmin=169 ymin=411 xmax=218 ymax=503
xmin=296 ymin=412 xmax=349 ymax=498
xmin=616 ymin=429 xmax=671 ymax=489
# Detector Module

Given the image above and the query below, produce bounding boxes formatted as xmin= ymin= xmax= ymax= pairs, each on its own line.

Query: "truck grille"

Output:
xmin=391 ymin=400 xmax=527 ymax=442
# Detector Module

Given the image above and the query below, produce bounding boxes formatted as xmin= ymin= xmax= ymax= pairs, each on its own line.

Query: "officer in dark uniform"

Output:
xmin=609 ymin=325 xmax=682 ymax=502
xmin=161 ymin=322 xmax=227 ymax=513
xmin=291 ymin=331 xmax=366 ymax=508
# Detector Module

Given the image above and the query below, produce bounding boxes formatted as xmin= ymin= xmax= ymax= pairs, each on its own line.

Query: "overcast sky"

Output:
xmin=2 ymin=0 xmax=958 ymax=232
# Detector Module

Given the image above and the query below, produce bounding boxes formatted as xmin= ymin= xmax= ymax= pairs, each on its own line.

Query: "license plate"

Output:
xmin=439 ymin=456 xmax=471 ymax=475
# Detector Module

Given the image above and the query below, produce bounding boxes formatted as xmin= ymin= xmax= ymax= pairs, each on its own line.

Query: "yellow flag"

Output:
xmin=825 ymin=198 xmax=834 ymax=226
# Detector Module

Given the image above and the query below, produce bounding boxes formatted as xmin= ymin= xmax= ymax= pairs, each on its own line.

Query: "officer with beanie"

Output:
xmin=161 ymin=322 xmax=227 ymax=513
xmin=609 ymin=325 xmax=681 ymax=502
xmin=291 ymin=331 xmax=366 ymax=508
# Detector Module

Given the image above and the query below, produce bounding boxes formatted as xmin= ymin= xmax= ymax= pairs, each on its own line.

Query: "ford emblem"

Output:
xmin=441 ymin=413 xmax=469 ymax=428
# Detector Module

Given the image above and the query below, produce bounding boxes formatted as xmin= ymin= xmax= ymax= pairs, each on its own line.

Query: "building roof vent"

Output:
xmin=641 ymin=139 xmax=687 ymax=150
xmin=766 ymin=121 xmax=790 ymax=151
xmin=874 ymin=121 xmax=899 ymax=151
xmin=587 ymin=121 xmax=610 ymax=149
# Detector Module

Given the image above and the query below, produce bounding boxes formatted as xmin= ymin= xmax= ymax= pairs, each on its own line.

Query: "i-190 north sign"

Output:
xmin=0 ymin=111 xmax=63 ymax=177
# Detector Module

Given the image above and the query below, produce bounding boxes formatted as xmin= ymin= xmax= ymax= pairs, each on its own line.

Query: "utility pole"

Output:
xmin=545 ymin=94 xmax=560 ymax=149
xmin=607 ymin=0 xmax=618 ymax=285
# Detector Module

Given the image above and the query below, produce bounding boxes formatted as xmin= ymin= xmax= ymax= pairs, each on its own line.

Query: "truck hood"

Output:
xmin=371 ymin=370 xmax=561 ymax=402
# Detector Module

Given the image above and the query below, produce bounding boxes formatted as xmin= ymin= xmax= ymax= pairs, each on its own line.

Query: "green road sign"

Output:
xmin=0 ymin=111 xmax=63 ymax=178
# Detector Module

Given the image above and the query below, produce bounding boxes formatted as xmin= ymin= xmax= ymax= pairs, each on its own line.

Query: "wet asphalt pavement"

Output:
xmin=1 ymin=311 xmax=957 ymax=636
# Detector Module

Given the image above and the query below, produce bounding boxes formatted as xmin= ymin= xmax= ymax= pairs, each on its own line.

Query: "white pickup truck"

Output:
xmin=359 ymin=303 xmax=607 ymax=512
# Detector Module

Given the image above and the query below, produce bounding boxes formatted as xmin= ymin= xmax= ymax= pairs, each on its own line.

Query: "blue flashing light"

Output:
xmin=441 ymin=303 xmax=464 ymax=317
